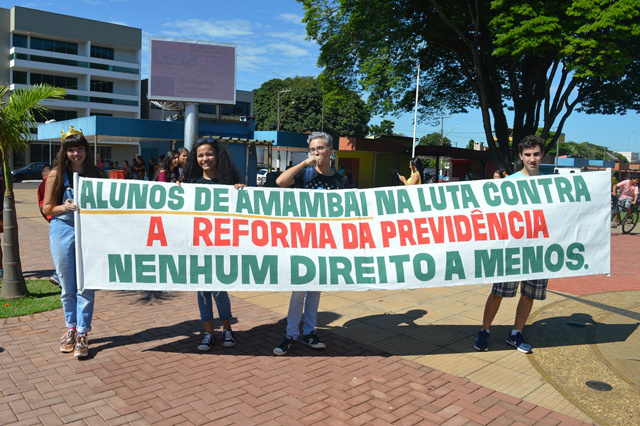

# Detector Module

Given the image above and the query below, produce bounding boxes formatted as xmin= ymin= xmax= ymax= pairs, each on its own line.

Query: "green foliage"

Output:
xmin=467 ymin=139 xmax=475 ymax=149
xmin=254 ymin=76 xmax=370 ymax=137
xmin=419 ymin=132 xmax=451 ymax=146
xmin=299 ymin=0 xmax=640 ymax=172
xmin=369 ymin=119 xmax=395 ymax=136
xmin=0 ymin=84 xmax=66 ymax=191
xmin=547 ymin=140 xmax=627 ymax=163
xmin=0 ymin=280 xmax=61 ymax=318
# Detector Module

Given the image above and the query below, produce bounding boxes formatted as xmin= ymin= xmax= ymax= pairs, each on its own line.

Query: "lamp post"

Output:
xmin=277 ymin=89 xmax=291 ymax=131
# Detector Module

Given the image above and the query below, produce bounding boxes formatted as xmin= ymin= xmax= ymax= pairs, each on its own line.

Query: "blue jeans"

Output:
xmin=285 ymin=291 xmax=321 ymax=339
xmin=50 ymin=218 xmax=95 ymax=334
xmin=197 ymin=291 xmax=232 ymax=322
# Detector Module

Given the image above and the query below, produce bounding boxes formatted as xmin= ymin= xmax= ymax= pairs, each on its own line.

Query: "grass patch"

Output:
xmin=0 ymin=279 xmax=61 ymax=318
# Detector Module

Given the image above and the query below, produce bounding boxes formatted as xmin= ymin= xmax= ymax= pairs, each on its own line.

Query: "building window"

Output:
xmin=12 ymin=71 xmax=28 ymax=85
xmin=91 ymin=112 xmax=113 ymax=117
xmin=30 ymin=37 xmax=78 ymax=55
xmin=30 ymin=73 xmax=78 ymax=89
xmin=90 ymin=80 xmax=113 ymax=93
xmin=12 ymin=34 xmax=28 ymax=48
xmin=97 ymin=146 xmax=112 ymax=161
xmin=199 ymin=104 xmax=217 ymax=115
xmin=30 ymin=144 xmax=60 ymax=164
xmin=91 ymin=45 xmax=115 ymax=60
xmin=220 ymin=101 xmax=251 ymax=117
xmin=35 ymin=109 xmax=78 ymax=123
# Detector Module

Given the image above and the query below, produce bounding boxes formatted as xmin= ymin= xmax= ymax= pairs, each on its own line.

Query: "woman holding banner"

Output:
xmin=42 ymin=126 xmax=106 ymax=358
xmin=181 ymin=139 xmax=244 ymax=351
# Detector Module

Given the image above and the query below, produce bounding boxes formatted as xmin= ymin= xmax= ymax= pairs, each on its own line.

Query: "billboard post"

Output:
xmin=184 ymin=103 xmax=198 ymax=151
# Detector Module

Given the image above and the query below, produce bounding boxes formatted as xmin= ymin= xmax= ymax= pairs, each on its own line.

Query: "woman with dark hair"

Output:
xmin=493 ymin=169 xmax=506 ymax=179
xmin=42 ymin=126 xmax=106 ymax=358
xmin=398 ymin=157 xmax=423 ymax=185
xmin=156 ymin=150 xmax=180 ymax=183
xmin=178 ymin=147 xmax=189 ymax=176
xmin=182 ymin=139 xmax=243 ymax=350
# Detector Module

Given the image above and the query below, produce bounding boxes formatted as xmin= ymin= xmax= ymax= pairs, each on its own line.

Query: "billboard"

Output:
xmin=148 ymin=37 xmax=236 ymax=104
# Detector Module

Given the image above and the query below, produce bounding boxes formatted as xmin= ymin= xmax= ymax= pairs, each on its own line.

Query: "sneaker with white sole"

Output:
xmin=222 ymin=329 xmax=236 ymax=348
xmin=197 ymin=332 xmax=214 ymax=351
xmin=60 ymin=329 xmax=77 ymax=353
xmin=273 ymin=337 xmax=296 ymax=356
xmin=301 ymin=331 xmax=326 ymax=349
xmin=474 ymin=329 xmax=489 ymax=351
xmin=74 ymin=334 xmax=89 ymax=358
xmin=506 ymin=332 xmax=532 ymax=353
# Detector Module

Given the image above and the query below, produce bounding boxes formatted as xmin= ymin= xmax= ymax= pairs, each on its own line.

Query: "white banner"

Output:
xmin=76 ymin=171 xmax=611 ymax=291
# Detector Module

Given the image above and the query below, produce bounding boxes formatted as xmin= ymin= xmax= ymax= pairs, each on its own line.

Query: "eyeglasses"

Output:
xmin=308 ymin=146 xmax=327 ymax=154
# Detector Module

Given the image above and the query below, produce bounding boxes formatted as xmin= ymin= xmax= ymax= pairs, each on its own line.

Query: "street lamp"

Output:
xmin=277 ymin=89 xmax=291 ymax=131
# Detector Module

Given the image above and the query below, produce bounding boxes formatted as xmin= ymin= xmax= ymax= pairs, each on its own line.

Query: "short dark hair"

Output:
xmin=518 ymin=135 xmax=545 ymax=154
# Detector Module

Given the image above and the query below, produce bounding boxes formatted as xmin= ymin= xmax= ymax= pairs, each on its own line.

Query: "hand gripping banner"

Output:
xmin=75 ymin=171 xmax=611 ymax=291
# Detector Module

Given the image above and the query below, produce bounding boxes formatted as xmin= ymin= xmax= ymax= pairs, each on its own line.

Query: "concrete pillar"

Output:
xmin=184 ymin=103 xmax=199 ymax=151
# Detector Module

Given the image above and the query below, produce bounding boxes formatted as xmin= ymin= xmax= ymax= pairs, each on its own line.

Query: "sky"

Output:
xmin=5 ymin=0 xmax=639 ymax=154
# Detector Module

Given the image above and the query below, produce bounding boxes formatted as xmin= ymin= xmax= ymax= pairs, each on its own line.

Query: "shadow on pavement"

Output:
xmin=88 ymin=306 xmax=637 ymax=357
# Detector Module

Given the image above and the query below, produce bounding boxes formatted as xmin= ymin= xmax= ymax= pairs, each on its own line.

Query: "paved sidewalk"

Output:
xmin=2 ymin=184 xmax=637 ymax=425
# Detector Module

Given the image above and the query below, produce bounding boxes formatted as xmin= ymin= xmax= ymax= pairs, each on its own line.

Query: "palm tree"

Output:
xmin=0 ymin=84 xmax=66 ymax=298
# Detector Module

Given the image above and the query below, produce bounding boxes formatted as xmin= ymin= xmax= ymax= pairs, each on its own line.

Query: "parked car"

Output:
xmin=256 ymin=168 xmax=268 ymax=186
xmin=11 ymin=162 xmax=49 ymax=183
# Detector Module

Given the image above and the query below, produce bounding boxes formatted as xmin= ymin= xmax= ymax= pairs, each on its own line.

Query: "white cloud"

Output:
xmin=266 ymin=43 xmax=309 ymax=57
xmin=162 ymin=19 xmax=253 ymax=40
xmin=278 ymin=13 xmax=304 ymax=25
xmin=82 ymin=0 xmax=102 ymax=5
xmin=269 ymin=31 xmax=310 ymax=45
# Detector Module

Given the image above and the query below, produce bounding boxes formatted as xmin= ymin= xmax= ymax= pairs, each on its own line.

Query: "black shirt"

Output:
xmin=294 ymin=167 xmax=348 ymax=190
xmin=191 ymin=176 xmax=221 ymax=185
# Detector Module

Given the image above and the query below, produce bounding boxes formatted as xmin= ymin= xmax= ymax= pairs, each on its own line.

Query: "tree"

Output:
xmin=466 ymin=139 xmax=475 ymax=149
xmin=369 ymin=120 xmax=395 ymax=137
xmin=419 ymin=132 xmax=451 ymax=146
xmin=254 ymin=76 xmax=370 ymax=138
xmin=0 ymin=84 xmax=65 ymax=298
xmin=300 ymin=0 xmax=640 ymax=172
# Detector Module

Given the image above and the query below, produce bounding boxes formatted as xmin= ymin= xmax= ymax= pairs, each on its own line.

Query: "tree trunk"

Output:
xmin=1 ymin=191 xmax=27 ymax=298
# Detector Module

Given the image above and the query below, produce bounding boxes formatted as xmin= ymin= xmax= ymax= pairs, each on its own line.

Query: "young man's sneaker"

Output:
xmin=60 ymin=329 xmax=77 ymax=353
xmin=301 ymin=331 xmax=326 ymax=349
xmin=74 ymin=334 xmax=89 ymax=358
xmin=222 ymin=329 xmax=236 ymax=348
xmin=506 ymin=332 xmax=532 ymax=353
xmin=273 ymin=337 xmax=296 ymax=356
xmin=197 ymin=332 xmax=214 ymax=351
xmin=49 ymin=274 xmax=61 ymax=288
xmin=474 ymin=329 xmax=489 ymax=351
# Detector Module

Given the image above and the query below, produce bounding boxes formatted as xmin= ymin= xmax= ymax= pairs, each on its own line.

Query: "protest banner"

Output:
xmin=76 ymin=171 xmax=610 ymax=291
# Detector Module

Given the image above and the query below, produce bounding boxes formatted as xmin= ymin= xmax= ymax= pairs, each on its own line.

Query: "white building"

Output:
xmin=618 ymin=152 xmax=639 ymax=163
xmin=1 ymin=6 xmax=141 ymax=166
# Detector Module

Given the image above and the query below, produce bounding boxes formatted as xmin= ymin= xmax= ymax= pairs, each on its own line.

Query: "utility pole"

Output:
xmin=277 ymin=89 xmax=291 ymax=132
xmin=411 ymin=62 xmax=421 ymax=158
xmin=439 ymin=116 xmax=450 ymax=145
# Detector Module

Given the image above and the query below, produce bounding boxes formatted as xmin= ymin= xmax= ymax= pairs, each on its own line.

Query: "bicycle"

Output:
xmin=612 ymin=197 xmax=639 ymax=234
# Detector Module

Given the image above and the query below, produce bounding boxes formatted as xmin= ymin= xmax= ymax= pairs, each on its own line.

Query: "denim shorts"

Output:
xmin=492 ymin=280 xmax=548 ymax=300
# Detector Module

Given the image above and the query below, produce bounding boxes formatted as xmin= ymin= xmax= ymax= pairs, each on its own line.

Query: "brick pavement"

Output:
xmin=1 ymin=290 xmax=592 ymax=426
xmin=549 ymin=233 xmax=640 ymax=295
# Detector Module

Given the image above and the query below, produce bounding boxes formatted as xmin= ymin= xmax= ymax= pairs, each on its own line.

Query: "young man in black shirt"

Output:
xmin=273 ymin=132 xmax=347 ymax=355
